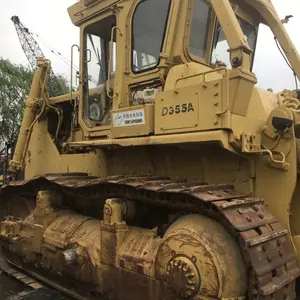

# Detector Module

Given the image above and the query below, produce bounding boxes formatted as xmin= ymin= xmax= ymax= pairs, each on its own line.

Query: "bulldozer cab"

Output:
xmin=67 ymin=0 xmax=271 ymax=139
xmin=68 ymin=0 xmax=300 ymax=142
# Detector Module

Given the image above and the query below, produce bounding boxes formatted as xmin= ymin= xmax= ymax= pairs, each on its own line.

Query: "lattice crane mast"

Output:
xmin=11 ymin=16 xmax=63 ymax=97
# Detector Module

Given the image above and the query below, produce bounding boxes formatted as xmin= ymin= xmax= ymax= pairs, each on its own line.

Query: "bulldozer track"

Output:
xmin=1 ymin=173 xmax=300 ymax=300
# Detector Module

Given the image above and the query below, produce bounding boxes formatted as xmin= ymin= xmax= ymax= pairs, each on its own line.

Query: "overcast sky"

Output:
xmin=0 ymin=0 xmax=79 ymax=81
xmin=0 ymin=0 xmax=299 ymax=92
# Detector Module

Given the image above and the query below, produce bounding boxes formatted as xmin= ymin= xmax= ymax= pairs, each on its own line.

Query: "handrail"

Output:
xmin=106 ymin=26 xmax=122 ymax=99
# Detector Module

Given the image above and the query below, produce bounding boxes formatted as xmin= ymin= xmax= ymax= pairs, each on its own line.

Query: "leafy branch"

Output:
xmin=0 ymin=58 xmax=70 ymax=150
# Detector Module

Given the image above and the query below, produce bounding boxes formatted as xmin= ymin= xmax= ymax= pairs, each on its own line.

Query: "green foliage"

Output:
xmin=0 ymin=58 xmax=69 ymax=152
xmin=0 ymin=59 xmax=32 ymax=153
xmin=55 ymin=74 xmax=70 ymax=95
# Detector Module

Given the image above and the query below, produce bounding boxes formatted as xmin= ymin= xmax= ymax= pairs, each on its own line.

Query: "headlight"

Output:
xmin=89 ymin=102 xmax=101 ymax=120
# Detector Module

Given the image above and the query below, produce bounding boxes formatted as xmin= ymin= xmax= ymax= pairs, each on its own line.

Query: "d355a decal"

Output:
xmin=161 ymin=103 xmax=195 ymax=116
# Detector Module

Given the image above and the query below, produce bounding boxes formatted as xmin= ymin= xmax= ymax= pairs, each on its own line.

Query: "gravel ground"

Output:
xmin=1 ymin=269 xmax=300 ymax=299
xmin=0 ymin=272 xmax=28 ymax=299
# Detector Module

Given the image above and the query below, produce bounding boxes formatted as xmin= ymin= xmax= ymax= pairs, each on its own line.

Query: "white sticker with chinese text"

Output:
xmin=113 ymin=109 xmax=145 ymax=127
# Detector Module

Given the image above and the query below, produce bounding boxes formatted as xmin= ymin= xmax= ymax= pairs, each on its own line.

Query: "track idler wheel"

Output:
xmin=156 ymin=214 xmax=247 ymax=299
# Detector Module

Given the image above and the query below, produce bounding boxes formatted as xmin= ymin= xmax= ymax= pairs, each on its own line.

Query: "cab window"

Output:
xmin=132 ymin=0 xmax=171 ymax=73
xmin=189 ymin=0 xmax=212 ymax=59
xmin=83 ymin=16 xmax=116 ymax=123
xmin=211 ymin=17 xmax=258 ymax=69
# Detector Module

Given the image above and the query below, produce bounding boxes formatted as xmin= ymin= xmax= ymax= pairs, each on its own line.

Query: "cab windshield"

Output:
xmin=211 ymin=17 xmax=258 ymax=69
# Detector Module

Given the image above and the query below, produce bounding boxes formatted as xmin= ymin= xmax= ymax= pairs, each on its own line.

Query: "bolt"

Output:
xmin=267 ymin=255 xmax=272 ymax=262
xmin=232 ymin=57 xmax=242 ymax=67
xmin=258 ymin=213 xmax=264 ymax=219
xmin=262 ymin=245 xmax=267 ymax=252
xmin=279 ymin=250 xmax=284 ymax=257
xmin=214 ymin=93 xmax=219 ymax=97
xmin=253 ymin=205 xmax=259 ymax=212
xmin=238 ymin=209 xmax=243 ymax=215
xmin=246 ymin=216 xmax=252 ymax=222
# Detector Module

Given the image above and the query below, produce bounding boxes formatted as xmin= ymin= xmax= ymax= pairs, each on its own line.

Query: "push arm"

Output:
xmin=210 ymin=0 xmax=252 ymax=70
xmin=9 ymin=59 xmax=50 ymax=172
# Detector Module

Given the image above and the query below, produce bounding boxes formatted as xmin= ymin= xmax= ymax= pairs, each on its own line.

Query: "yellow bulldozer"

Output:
xmin=1 ymin=0 xmax=300 ymax=299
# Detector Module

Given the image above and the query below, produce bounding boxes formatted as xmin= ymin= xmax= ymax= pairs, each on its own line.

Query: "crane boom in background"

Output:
xmin=11 ymin=15 xmax=64 ymax=97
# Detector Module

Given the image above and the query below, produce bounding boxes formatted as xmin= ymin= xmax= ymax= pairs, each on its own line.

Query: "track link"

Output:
xmin=1 ymin=173 xmax=300 ymax=300
xmin=0 ymin=253 xmax=43 ymax=290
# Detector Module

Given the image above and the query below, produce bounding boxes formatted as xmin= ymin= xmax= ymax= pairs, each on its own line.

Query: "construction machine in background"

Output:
xmin=1 ymin=0 xmax=300 ymax=299
xmin=11 ymin=16 xmax=65 ymax=97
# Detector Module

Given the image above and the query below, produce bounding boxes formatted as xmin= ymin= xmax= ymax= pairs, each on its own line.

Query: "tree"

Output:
xmin=0 ymin=58 xmax=69 ymax=154
xmin=55 ymin=74 xmax=70 ymax=96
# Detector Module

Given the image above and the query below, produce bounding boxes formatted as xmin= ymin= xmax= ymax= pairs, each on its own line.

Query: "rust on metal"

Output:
xmin=0 ymin=174 xmax=299 ymax=299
